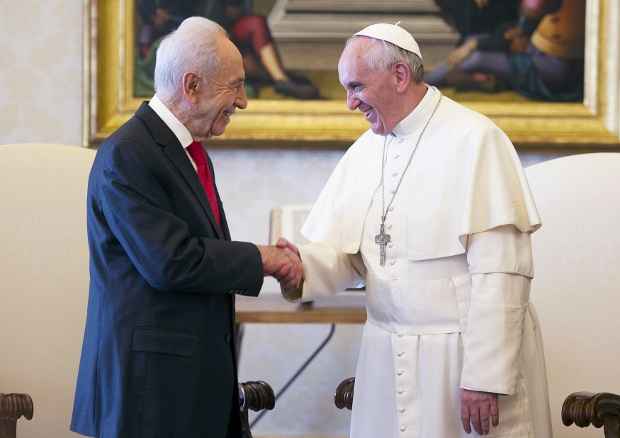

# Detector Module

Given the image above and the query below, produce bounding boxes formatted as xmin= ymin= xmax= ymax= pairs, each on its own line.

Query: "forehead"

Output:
xmin=214 ymin=37 xmax=245 ymax=80
xmin=338 ymin=39 xmax=373 ymax=84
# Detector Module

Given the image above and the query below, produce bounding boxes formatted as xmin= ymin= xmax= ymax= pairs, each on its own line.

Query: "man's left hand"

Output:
xmin=460 ymin=389 xmax=499 ymax=435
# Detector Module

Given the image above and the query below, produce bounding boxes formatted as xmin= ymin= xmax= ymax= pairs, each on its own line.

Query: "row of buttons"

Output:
xmin=393 ymin=326 xmax=411 ymax=435
xmin=396 ymin=359 xmax=409 ymax=433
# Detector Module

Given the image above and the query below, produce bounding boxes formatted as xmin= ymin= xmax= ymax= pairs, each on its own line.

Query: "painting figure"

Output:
xmin=434 ymin=0 xmax=520 ymax=45
xmin=427 ymin=0 xmax=585 ymax=101
xmin=135 ymin=0 xmax=320 ymax=99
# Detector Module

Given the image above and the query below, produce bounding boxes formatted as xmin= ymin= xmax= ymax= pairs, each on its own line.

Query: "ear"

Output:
xmin=182 ymin=72 xmax=201 ymax=102
xmin=392 ymin=63 xmax=411 ymax=93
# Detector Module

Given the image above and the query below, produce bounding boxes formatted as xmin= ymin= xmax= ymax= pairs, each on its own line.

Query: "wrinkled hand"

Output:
xmin=257 ymin=244 xmax=302 ymax=290
xmin=275 ymin=237 xmax=300 ymax=256
xmin=275 ymin=238 xmax=303 ymax=293
xmin=460 ymin=389 xmax=499 ymax=435
xmin=448 ymin=38 xmax=478 ymax=66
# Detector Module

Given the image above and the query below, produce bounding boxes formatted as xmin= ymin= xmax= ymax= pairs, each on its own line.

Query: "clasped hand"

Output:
xmin=257 ymin=238 xmax=303 ymax=291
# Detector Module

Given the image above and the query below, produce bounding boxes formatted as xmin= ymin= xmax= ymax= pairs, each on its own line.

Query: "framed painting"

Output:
xmin=83 ymin=0 xmax=620 ymax=147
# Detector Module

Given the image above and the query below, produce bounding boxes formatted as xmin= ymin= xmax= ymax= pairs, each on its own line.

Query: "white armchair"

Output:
xmin=0 ymin=144 xmax=94 ymax=438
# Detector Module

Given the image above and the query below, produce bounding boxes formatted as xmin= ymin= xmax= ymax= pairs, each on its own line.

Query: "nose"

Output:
xmin=236 ymin=85 xmax=248 ymax=109
xmin=346 ymin=90 xmax=360 ymax=111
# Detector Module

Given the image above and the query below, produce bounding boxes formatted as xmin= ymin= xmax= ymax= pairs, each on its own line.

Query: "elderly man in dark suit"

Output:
xmin=70 ymin=16 xmax=302 ymax=438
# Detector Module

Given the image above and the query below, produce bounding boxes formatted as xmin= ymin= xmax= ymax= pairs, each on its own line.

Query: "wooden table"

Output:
xmin=235 ymin=293 xmax=367 ymax=324
xmin=234 ymin=292 xmax=366 ymax=432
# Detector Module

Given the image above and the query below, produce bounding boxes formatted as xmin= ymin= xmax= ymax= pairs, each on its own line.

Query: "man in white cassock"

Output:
xmin=277 ymin=23 xmax=553 ymax=438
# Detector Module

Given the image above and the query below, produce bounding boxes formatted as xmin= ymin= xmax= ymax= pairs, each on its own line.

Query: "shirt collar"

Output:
xmin=391 ymin=85 xmax=439 ymax=138
xmin=148 ymin=95 xmax=194 ymax=148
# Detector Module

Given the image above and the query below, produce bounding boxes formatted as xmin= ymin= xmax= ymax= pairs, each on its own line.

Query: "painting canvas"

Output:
xmin=84 ymin=0 xmax=620 ymax=146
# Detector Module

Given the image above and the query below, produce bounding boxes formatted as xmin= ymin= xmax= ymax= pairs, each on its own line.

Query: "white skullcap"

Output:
xmin=354 ymin=23 xmax=423 ymax=60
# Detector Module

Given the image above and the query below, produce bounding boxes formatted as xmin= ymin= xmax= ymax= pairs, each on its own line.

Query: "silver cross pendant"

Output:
xmin=375 ymin=223 xmax=391 ymax=266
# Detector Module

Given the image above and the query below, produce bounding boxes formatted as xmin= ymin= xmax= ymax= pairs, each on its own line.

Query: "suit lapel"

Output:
xmin=136 ymin=103 xmax=224 ymax=239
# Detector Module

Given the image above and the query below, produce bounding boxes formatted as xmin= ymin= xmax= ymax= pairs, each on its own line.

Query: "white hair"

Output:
xmin=346 ymin=36 xmax=425 ymax=83
xmin=154 ymin=17 xmax=226 ymax=101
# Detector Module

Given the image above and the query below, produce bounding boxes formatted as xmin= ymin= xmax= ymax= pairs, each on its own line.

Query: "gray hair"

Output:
xmin=154 ymin=17 xmax=226 ymax=101
xmin=346 ymin=36 xmax=424 ymax=83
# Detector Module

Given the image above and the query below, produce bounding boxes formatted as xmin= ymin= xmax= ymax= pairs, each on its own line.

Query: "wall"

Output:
xmin=0 ymin=3 xmax=83 ymax=146
xmin=0 ymin=2 xmax=608 ymax=438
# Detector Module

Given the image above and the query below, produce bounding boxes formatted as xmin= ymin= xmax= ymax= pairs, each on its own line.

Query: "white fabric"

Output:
xmin=149 ymin=94 xmax=197 ymax=170
xmin=300 ymin=226 xmax=551 ymax=438
xmin=301 ymin=86 xmax=541 ymax=259
xmin=354 ymin=23 xmax=423 ymax=59
xmin=295 ymin=94 xmax=551 ymax=437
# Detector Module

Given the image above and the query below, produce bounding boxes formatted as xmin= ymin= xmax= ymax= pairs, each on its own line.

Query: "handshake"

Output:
xmin=257 ymin=238 xmax=303 ymax=294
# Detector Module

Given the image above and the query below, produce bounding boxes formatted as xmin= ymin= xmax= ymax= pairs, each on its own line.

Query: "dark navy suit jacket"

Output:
xmin=71 ymin=103 xmax=263 ymax=438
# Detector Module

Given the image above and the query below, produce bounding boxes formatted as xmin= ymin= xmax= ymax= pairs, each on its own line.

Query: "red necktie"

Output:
xmin=187 ymin=141 xmax=222 ymax=226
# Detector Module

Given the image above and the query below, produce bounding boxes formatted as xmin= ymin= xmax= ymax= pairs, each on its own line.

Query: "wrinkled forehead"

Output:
xmin=212 ymin=36 xmax=244 ymax=78
xmin=220 ymin=36 xmax=243 ymax=67
xmin=338 ymin=38 xmax=374 ymax=81
xmin=340 ymin=37 xmax=372 ymax=62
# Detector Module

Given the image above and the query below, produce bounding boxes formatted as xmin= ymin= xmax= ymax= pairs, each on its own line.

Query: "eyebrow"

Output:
xmin=345 ymin=81 xmax=362 ymax=89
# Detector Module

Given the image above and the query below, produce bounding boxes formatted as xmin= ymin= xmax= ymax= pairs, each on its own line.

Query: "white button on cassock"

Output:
xmin=400 ymin=425 xmax=407 ymax=432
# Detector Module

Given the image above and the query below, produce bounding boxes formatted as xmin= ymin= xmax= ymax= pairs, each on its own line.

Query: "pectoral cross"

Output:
xmin=375 ymin=223 xmax=391 ymax=266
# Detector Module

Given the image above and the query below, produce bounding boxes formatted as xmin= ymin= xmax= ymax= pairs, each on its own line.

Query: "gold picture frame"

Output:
xmin=83 ymin=0 xmax=620 ymax=147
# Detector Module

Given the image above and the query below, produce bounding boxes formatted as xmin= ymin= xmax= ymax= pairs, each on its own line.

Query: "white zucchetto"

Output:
xmin=354 ymin=23 xmax=423 ymax=60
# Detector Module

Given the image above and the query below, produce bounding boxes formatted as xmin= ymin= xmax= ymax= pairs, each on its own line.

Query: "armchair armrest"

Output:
xmin=562 ymin=392 xmax=620 ymax=438
xmin=334 ymin=377 xmax=355 ymax=410
xmin=0 ymin=394 xmax=33 ymax=438
xmin=240 ymin=381 xmax=275 ymax=438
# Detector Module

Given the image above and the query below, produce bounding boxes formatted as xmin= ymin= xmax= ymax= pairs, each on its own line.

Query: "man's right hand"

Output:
xmin=274 ymin=238 xmax=304 ymax=295
xmin=257 ymin=244 xmax=303 ymax=290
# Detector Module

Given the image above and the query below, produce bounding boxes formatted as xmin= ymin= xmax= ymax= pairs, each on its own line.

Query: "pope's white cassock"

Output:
xmin=290 ymin=86 xmax=553 ymax=438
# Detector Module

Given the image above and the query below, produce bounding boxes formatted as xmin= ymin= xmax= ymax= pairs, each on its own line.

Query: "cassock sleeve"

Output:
xmin=459 ymin=225 xmax=533 ymax=395
xmin=281 ymin=243 xmax=366 ymax=302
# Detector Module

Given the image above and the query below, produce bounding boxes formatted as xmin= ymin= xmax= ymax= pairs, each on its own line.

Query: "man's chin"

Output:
xmin=370 ymin=124 xmax=387 ymax=135
xmin=209 ymin=121 xmax=230 ymax=138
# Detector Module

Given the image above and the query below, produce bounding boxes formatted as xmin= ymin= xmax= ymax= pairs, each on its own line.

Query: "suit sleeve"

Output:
xmin=459 ymin=225 xmax=533 ymax=395
xmin=96 ymin=142 xmax=263 ymax=296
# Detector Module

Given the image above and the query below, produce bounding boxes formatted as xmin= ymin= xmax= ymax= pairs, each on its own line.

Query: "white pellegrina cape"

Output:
xmin=302 ymin=90 xmax=540 ymax=258
xmin=298 ymin=87 xmax=552 ymax=438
